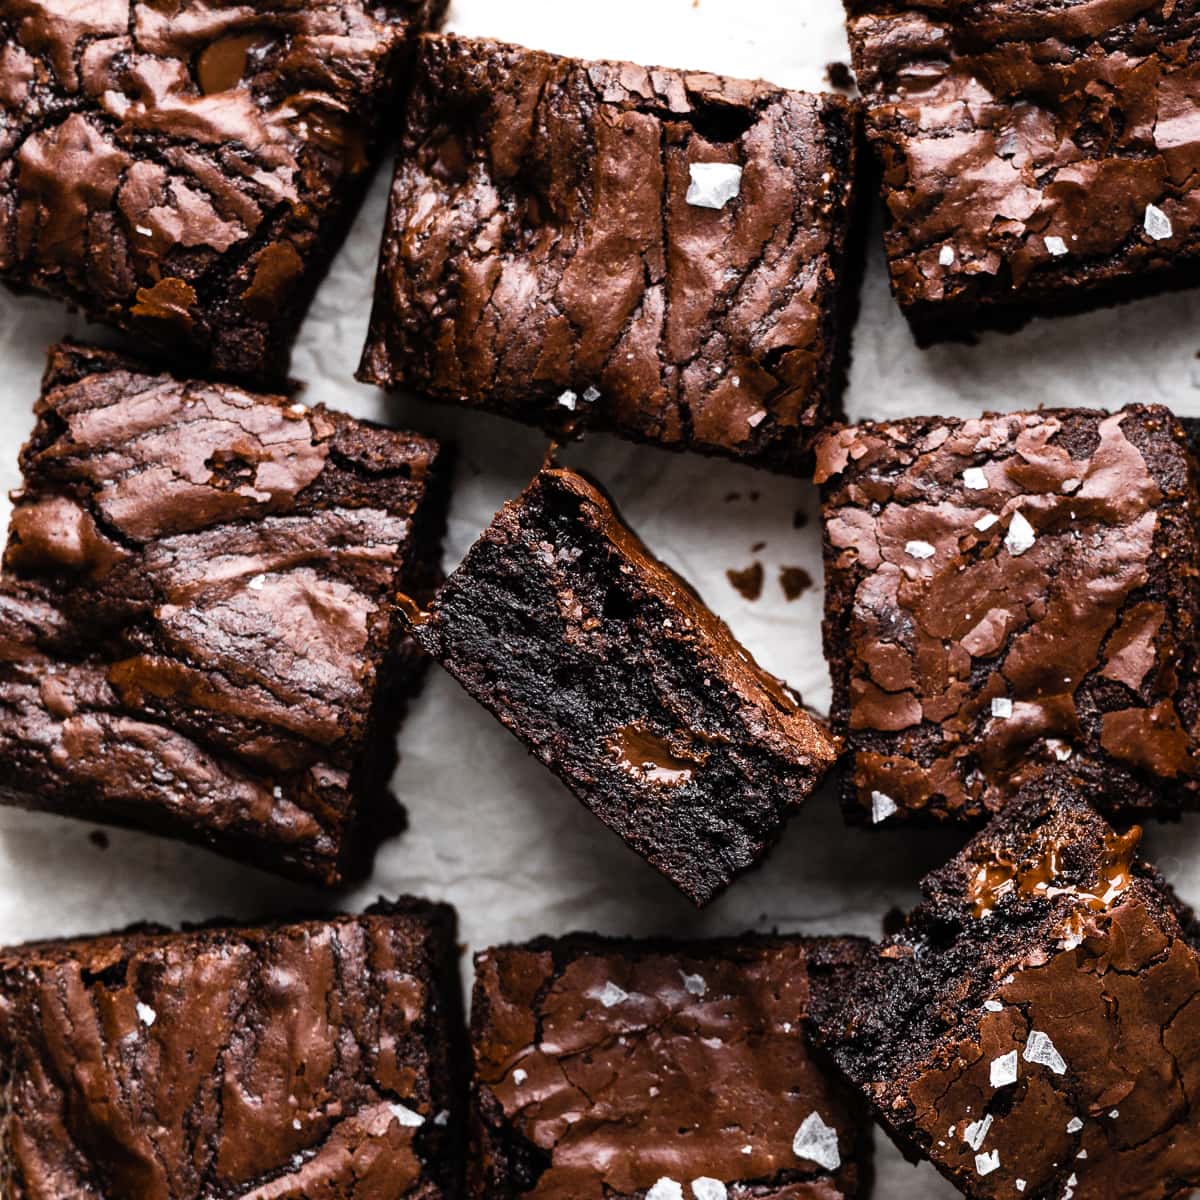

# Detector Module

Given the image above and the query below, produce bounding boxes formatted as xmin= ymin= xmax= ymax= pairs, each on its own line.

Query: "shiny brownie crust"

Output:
xmin=845 ymin=0 xmax=1200 ymax=341
xmin=817 ymin=405 xmax=1200 ymax=825
xmin=359 ymin=34 xmax=863 ymax=474
xmin=411 ymin=465 xmax=839 ymax=907
xmin=810 ymin=780 xmax=1200 ymax=1199
xmin=0 ymin=898 xmax=467 ymax=1199
xmin=470 ymin=933 xmax=872 ymax=1199
xmin=0 ymin=342 xmax=448 ymax=884
xmin=0 ymin=0 xmax=446 ymax=382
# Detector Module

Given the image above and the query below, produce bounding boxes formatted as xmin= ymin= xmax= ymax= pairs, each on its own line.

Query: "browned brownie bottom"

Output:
xmin=0 ymin=898 xmax=468 ymax=1199
xmin=0 ymin=342 xmax=449 ymax=885
xmin=409 ymin=464 xmax=840 ymax=906
xmin=470 ymin=933 xmax=872 ymax=1199
xmin=845 ymin=0 xmax=1200 ymax=344
xmin=810 ymin=775 xmax=1200 ymax=1199
xmin=358 ymin=34 xmax=863 ymax=474
xmin=816 ymin=405 xmax=1200 ymax=826
xmin=0 ymin=0 xmax=445 ymax=383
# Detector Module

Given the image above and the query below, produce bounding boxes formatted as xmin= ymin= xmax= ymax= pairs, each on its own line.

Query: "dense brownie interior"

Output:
xmin=360 ymin=34 xmax=863 ymax=474
xmin=811 ymin=777 xmax=1200 ymax=1199
xmin=470 ymin=933 xmax=872 ymax=1198
xmin=413 ymin=465 xmax=839 ymax=906
xmin=818 ymin=405 xmax=1200 ymax=825
xmin=0 ymin=342 xmax=448 ymax=884
xmin=0 ymin=898 xmax=469 ymax=1199
xmin=0 ymin=0 xmax=445 ymax=381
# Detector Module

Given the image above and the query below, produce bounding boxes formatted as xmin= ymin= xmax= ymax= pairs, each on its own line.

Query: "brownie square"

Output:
xmin=470 ymin=933 xmax=872 ymax=1199
xmin=0 ymin=898 xmax=468 ymax=1199
xmin=409 ymin=464 xmax=840 ymax=906
xmin=810 ymin=776 xmax=1200 ymax=1200
xmin=358 ymin=34 xmax=863 ymax=475
xmin=816 ymin=405 xmax=1200 ymax=825
xmin=0 ymin=342 xmax=448 ymax=885
xmin=845 ymin=0 xmax=1200 ymax=342
xmin=0 ymin=0 xmax=445 ymax=383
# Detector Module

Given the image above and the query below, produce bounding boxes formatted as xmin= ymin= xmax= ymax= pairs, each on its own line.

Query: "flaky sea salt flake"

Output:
xmin=591 ymin=981 xmax=630 ymax=1008
xmin=990 ymin=1050 xmax=1018 ymax=1088
xmin=1005 ymin=511 xmax=1037 ymax=556
xmin=1045 ymin=236 xmax=1069 ymax=256
xmin=1024 ymin=1030 xmax=1067 ymax=1075
xmin=991 ymin=697 xmax=1013 ymax=719
xmin=687 ymin=163 xmax=743 ymax=210
xmin=871 ymin=790 xmax=898 ymax=824
xmin=963 ymin=467 xmax=989 ymax=489
xmin=136 ymin=1002 xmax=157 ymax=1027
xmin=905 ymin=540 xmax=936 ymax=559
xmin=647 ymin=1180 xmax=685 ymax=1200
xmin=940 ymin=245 xmax=956 ymax=266
xmin=389 ymin=1104 xmax=424 ymax=1127
xmin=793 ymin=1112 xmax=841 ymax=1171
xmin=963 ymin=1113 xmax=993 ymax=1151
xmin=976 ymin=1150 xmax=1001 ymax=1177
xmin=1145 ymin=204 xmax=1173 ymax=241
xmin=692 ymin=1180 xmax=728 ymax=1200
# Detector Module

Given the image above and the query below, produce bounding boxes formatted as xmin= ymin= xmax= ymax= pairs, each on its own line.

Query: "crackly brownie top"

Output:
xmin=360 ymin=34 xmax=858 ymax=471
xmin=472 ymin=936 xmax=867 ymax=1199
xmin=814 ymin=786 xmax=1200 ymax=1199
xmin=0 ymin=900 xmax=461 ymax=1199
xmin=817 ymin=406 xmax=1200 ymax=822
xmin=0 ymin=0 xmax=441 ymax=376
xmin=0 ymin=343 xmax=440 ymax=876
xmin=846 ymin=0 xmax=1200 ymax=313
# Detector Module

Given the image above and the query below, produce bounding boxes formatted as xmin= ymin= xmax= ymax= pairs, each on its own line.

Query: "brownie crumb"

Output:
xmin=826 ymin=61 xmax=855 ymax=90
xmin=793 ymin=508 xmax=810 ymax=529
xmin=727 ymin=562 xmax=765 ymax=601
xmin=88 ymin=830 xmax=109 ymax=850
xmin=780 ymin=566 xmax=814 ymax=601
xmin=751 ymin=541 xmax=767 ymax=553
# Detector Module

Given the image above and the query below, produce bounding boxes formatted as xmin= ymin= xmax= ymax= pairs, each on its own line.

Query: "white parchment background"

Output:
xmin=3 ymin=2 xmax=1200 ymax=1195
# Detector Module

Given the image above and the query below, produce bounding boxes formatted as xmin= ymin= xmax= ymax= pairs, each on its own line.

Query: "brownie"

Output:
xmin=0 ymin=0 xmax=445 ymax=383
xmin=0 ymin=342 xmax=448 ymax=885
xmin=470 ymin=933 xmax=872 ymax=1199
xmin=408 ymin=464 xmax=840 ymax=906
xmin=0 ymin=897 xmax=467 ymax=1199
xmin=358 ymin=34 xmax=863 ymax=475
xmin=809 ymin=776 xmax=1200 ymax=1200
xmin=816 ymin=405 xmax=1200 ymax=825
xmin=845 ymin=0 xmax=1200 ymax=343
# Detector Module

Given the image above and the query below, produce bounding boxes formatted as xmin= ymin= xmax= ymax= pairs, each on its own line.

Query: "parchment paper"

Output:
xmin=2 ymin=2 xmax=1200 ymax=1195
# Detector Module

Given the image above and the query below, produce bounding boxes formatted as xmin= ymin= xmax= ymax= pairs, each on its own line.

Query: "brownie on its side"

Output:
xmin=0 ymin=898 xmax=468 ymax=1199
xmin=0 ymin=342 xmax=448 ymax=885
xmin=845 ymin=0 xmax=1200 ymax=343
xmin=470 ymin=934 xmax=872 ymax=1199
xmin=810 ymin=776 xmax=1200 ymax=1200
xmin=409 ymin=465 xmax=840 ymax=906
xmin=359 ymin=34 xmax=863 ymax=475
xmin=0 ymin=0 xmax=445 ymax=383
xmin=817 ymin=406 xmax=1200 ymax=826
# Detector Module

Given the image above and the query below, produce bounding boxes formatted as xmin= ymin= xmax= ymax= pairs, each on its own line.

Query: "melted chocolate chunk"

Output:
xmin=846 ymin=0 xmax=1200 ymax=341
xmin=411 ymin=465 xmax=839 ymax=906
xmin=358 ymin=34 xmax=865 ymax=474
xmin=470 ymin=934 xmax=872 ymax=1198
xmin=0 ymin=899 xmax=467 ymax=1199
xmin=0 ymin=0 xmax=445 ymax=382
xmin=0 ymin=342 xmax=448 ymax=884
xmin=810 ymin=776 xmax=1200 ymax=1200
xmin=817 ymin=406 xmax=1200 ymax=824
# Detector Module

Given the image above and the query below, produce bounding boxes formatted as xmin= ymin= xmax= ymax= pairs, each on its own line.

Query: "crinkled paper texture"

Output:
xmin=2 ymin=2 xmax=1199 ymax=1195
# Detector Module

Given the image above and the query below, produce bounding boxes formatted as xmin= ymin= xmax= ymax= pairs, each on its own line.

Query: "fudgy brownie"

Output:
xmin=358 ymin=34 xmax=863 ymax=474
xmin=470 ymin=933 xmax=872 ymax=1198
xmin=845 ymin=0 xmax=1200 ymax=342
xmin=0 ymin=342 xmax=448 ymax=884
xmin=0 ymin=0 xmax=445 ymax=383
xmin=810 ymin=776 xmax=1200 ymax=1200
xmin=0 ymin=897 xmax=468 ymax=1199
xmin=817 ymin=406 xmax=1200 ymax=825
xmin=408 ymin=464 xmax=840 ymax=906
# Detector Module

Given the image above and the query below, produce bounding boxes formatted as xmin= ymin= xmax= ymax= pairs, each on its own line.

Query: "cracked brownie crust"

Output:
xmin=0 ymin=0 xmax=445 ymax=382
xmin=845 ymin=0 xmax=1200 ymax=341
xmin=0 ymin=898 xmax=467 ymax=1199
xmin=359 ymin=34 xmax=863 ymax=474
xmin=410 ymin=465 xmax=840 ymax=907
xmin=817 ymin=405 xmax=1200 ymax=825
xmin=0 ymin=342 xmax=448 ymax=885
xmin=810 ymin=778 xmax=1200 ymax=1200
xmin=469 ymin=934 xmax=872 ymax=1199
